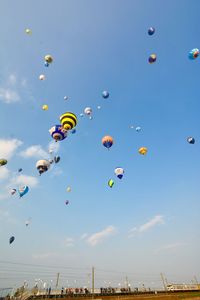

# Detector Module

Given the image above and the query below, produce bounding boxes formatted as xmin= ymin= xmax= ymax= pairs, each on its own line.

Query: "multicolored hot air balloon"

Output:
xmin=9 ymin=236 xmax=15 ymax=244
xmin=84 ymin=107 xmax=92 ymax=116
xmin=60 ymin=112 xmax=77 ymax=131
xmin=149 ymin=54 xmax=156 ymax=64
xmin=102 ymin=136 xmax=114 ymax=149
xmin=114 ymin=167 xmax=124 ymax=179
xmin=102 ymin=91 xmax=109 ymax=99
xmin=148 ymin=27 xmax=155 ymax=35
xmin=49 ymin=125 xmax=68 ymax=142
xmin=108 ymin=179 xmax=114 ymax=188
xmin=0 ymin=159 xmax=7 ymax=166
xmin=18 ymin=186 xmax=29 ymax=198
xmin=187 ymin=137 xmax=195 ymax=144
xmin=36 ymin=160 xmax=51 ymax=175
xmin=188 ymin=48 xmax=199 ymax=60
xmin=138 ymin=147 xmax=148 ymax=155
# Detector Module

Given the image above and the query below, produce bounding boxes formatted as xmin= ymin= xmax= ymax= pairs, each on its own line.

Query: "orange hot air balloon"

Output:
xmin=102 ymin=136 xmax=114 ymax=149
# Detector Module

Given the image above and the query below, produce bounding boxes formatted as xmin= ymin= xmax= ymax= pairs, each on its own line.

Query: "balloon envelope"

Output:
xmin=67 ymin=187 xmax=71 ymax=192
xmin=36 ymin=159 xmax=51 ymax=175
xmin=49 ymin=125 xmax=67 ymax=141
xmin=102 ymin=136 xmax=114 ymax=149
xmin=18 ymin=186 xmax=29 ymax=197
xmin=0 ymin=159 xmax=7 ymax=166
xmin=102 ymin=91 xmax=109 ymax=99
xmin=65 ymin=200 xmax=69 ymax=205
xmin=138 ymin=147 xmax=148 ymax=155
xmin=9 ymin=236 xmax=15 ymax=244
xmin=187 ymin=137 xmax=195 ymax=144
xmin=149 ymin=54 xmax=156 ymax=63
xmin=108 ymin=179 xmax=114 ymax=188
xmin=148 ymin=27 xmax=155 ymax=35
xmin=114 ymin=167 xmax=124 ymax=179
xmin=188 ymin=48 xmax=199 ymax=60
xmin=42 ymin=104 xmax=48 ymax=110
xmin=60 ymin=112 xmax=77 ymax=131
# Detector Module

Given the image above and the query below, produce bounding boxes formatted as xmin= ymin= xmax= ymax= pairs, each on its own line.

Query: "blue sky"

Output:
xmin=0 ymin=0 xmax=199 ymax=290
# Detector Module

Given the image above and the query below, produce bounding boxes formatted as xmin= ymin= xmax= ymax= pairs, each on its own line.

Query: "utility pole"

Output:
xmin=92 ymin=267 xmax=95 ymax=294
xmin=56 ymin=273 xmax=60 ymax=289
xmin=125 ymin=276 xmax=129 ymax=289
xmin=160 ymin=273 xmax=167 ymax=291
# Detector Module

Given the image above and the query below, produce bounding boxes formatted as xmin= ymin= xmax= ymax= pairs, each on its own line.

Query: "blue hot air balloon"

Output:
xmin=188 ymin=48 xmax=199 ymax=60
xmin=148 ymin=27 xmax=155 ymax=35
xmin=102 ymin=91 xmax=109 ymax=99
xmin=18 ymin=186 xmax=29 ymax=198
xmin=187 ymin=137 xmax=195 ymax=144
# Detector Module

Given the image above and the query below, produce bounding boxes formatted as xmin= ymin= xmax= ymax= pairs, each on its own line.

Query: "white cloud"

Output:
xmin=0 ymin=88 xmax=20 ymax=104
xmin=20 ymin=145 xmax=49 ymax=159
xmin=0 ymin=167 xmax=10 ymax=180
xmin=80 ymin=233 xmax=88 ymax=240
xmin=0 ymin=209 xmax=18 ymax=224
xmin=8 ymin=74 xmax=17 ymax=85
xmin=0 ymin=139 xmax=23 ymax=159
xmin=129 ymin=215 xmax=164 ymax=237
xmin=32 ymin=253 xmax=57 ymax=259
xmin=65 ymin=237 xmax=75 ymax=247
xmin=11 ymin=174 xmax=38 ymax=188
xmin=155 ymin=242 xmax=186 ymax=253
xmin=87 ymin=225 xmax=116 ymax=246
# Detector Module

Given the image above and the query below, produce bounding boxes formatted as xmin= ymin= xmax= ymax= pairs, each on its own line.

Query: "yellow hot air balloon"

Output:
xmin=60 ymin=112 xmax=77 ymax=131
xmin=138 ymin=147 xmax=148 ymax=155
xmin=42 ymin=104 xmax=48 ymax=110
xmin=0 ymin=159 xmax=7 ymax=166
xmin=67 ymin=187 xmax=71 ymax=192
xmin=44 ymin=55 xmax=53 ymax=64
xmin=25 ymin=28 xmax=32 ymax=35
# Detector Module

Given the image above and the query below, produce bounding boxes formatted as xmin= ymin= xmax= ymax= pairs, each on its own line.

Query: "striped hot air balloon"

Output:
xmin=60 ymin=112 xmax=77 ymax=131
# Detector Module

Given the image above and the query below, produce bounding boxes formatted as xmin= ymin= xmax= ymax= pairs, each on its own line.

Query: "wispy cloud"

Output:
xmin=32 ymin=253 xmax=57 ymax=259
xmin=0 ymin=167 xmax=10 ymax=180
xmin=64 ymin=237 xmax=75 ymax=247
xmin=87 ymin=225 xmax=117 ymax=246
xmin=20 ymin=145 xmax=49 ymax=159
xmin=0 ymin=209 xmax=18 ymax=225
xmin=154 ymin=242 xmax=187 ymax=254
xmin=0 ymin=88 xmax=20 ymax=104
xmin=11 ymin=174 xmax=39 ymax=188
xmin=80 ymin=233 xmax=88 ymax=240
xmin=129 ymin=215 xmax=164 ymax=237
xmin=0 ymin=138 xmax=23 ymax=159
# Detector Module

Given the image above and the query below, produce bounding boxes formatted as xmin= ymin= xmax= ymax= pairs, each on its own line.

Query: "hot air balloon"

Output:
xmin=18 ymin=186 xmax=29 ymax=198
xmin=67 ymin=187 xmax=71 ymax=192
xmin=102 ymin=136 xmax=114 ymax=149
xmin=49 ymin=125 xmax=68 ymax=142
xmin=36 ymin=160 xmax=51 ymax=175
xmin=65 ymin=200 xmax=69 ymax=205
xmin=9 ymin=236 xmax=15 ymax=244
xmin=97 ymin=106 xmax=101 ymax=109
xmin=148 ymin=27 xmax=155 ymax=35
xmin=25 ymin=217 xmax=32 ymax=227
xmin=39 ymin=74 xmax=46 ymax=80
xmin=18 ymin=168 xmax=22 ymax=173
xmin=149 ymin=54 xmax=156 ymax=64
xmin=108 ymin=179 xmax=114 ymax=188
xmin=11 ymin=189 xmax=16 ymax=195
xmin=54 ymin=156 xmax=60 ymax=164
xmin=44 ymin=61 xmax=49 ymax=67
xmin=42 ymin=104 xmax=48 ymax=110
xmin=44 ymin=55 xmax=53 ymax=64
xmin=71 ymin=129 xmax=76 ymax=134
xmin=25 ymin=28 xmax=32 ymax=35
xmin=64 ymin=96 xmax=68 ymax=100
xmin=138 ymin=147 xmax=148 ymax=155
xmin=84 ymin=107 xmax=92 ymax=116
xmin=60 ymin=112 xmax=77 ymax=131
xmin=102 ymin=91 xmax=109 ymax=99
xmin=187 ymin=137 xmax=195 ymax=144
xmin=80 ymin=113 xmax=84 ymax=117
xmin=0 ymin=159 xmax=7 ymax=166
xmin=188 ymin=48 xmax=199 ymax=60
xmin=136 ymin=126 xmax=141 ymax=132
xmin=114 ymin=167 xmax=124 ymax=179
